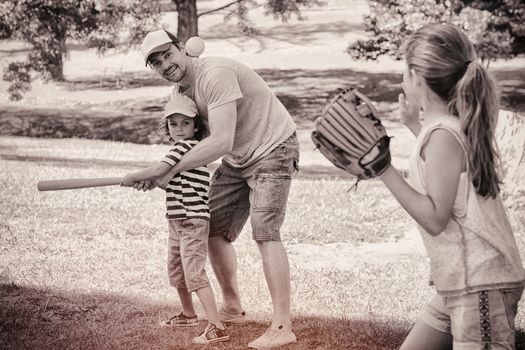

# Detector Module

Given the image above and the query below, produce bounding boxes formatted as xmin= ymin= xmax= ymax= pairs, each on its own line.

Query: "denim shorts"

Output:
xmin=167 ymin=218 xmax=210 ymax=293
xmin=421 ymin=288 xmax=524 ymax=349
xmin=209 ymin=132 xmax=300 ymax=242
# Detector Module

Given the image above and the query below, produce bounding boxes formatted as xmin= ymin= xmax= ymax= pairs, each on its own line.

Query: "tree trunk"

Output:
xmin=174 ymin=0 xmax=198 ymax=42
xmin=41 ymin=35 xmax=66 ymax=81
xmin=45 ymin=51 xmax=65 ymax=81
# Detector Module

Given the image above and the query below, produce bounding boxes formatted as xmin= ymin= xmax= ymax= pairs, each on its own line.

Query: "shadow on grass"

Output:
xmin=3 ymin=282 xmax=525 ymax=350
xmin=1 ymin=67 xmax=523 ymax=145
xmin=1 ymin=282 xmax=408 ymax=350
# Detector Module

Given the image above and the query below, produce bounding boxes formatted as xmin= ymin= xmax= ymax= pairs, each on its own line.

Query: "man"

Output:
xmin=140 ymin=29 xmax=299 ymax=349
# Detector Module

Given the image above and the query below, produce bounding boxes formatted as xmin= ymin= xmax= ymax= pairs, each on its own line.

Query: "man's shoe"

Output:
xmin=248 ymin=325 xmax=297 ymax=349
xmin=218 ymin=307 xmax=247 ymax=324
xmin=159 ymin=312 xmax=199 ymax=327
xmin=192 ymin=323 xmax=230 ymax=345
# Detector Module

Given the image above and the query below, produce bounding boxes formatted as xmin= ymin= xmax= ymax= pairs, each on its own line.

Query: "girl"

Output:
xmin=379 ymin=23 xmax=525 ymax=349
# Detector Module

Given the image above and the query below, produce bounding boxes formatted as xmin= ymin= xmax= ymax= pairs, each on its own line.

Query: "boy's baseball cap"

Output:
xmin=140 ymin=30 xmax=174 ymax=66
xmin=164 ymin=94 xmax=197 ymax=118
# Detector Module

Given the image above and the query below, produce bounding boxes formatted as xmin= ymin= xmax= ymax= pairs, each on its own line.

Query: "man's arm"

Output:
xmin=121 ymin=162 xmax=172 ymax=187
xmin=155 ymin=101 xmax=237 ymax=188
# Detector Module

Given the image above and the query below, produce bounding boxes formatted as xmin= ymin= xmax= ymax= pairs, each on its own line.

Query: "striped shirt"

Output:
xmin=161 ymin=139 xmax=210 ymax=220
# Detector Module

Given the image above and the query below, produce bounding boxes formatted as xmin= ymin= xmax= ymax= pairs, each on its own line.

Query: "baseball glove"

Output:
xmin=311 ymin=87 xmax=391 ymax=180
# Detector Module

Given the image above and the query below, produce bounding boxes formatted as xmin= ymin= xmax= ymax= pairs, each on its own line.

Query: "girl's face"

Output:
xmin=167 ymin=114 xmax=197 ymax=142
xmin=402 ymin=64 xmax=421 ymax=106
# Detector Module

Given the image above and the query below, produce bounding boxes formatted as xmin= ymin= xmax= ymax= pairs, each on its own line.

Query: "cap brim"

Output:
xmin=144 ymin=43 xmax=172 ymax=66
xmin=163 ymin=111 xmax=197 ymax=119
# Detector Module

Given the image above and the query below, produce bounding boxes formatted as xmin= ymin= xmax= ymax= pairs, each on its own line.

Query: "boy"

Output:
xmin=121 ymin=94 xmax=228 ymax=345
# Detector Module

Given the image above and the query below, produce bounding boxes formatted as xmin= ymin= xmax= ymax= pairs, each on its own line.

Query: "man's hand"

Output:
xmin=153 ymin=175 xmax=169 ymax=190
xmin=121 ymin=175 xmax=156 ymax=191
xmin=120 ymin=174 xmax=137 ymax=187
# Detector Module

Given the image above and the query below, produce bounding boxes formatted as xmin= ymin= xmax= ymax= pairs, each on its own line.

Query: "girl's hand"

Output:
xmin=399 ymin=93 xmax=422 ymax=136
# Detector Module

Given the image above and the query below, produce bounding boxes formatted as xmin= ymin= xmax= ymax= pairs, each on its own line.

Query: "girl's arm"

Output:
xmin=380 ymin=129 xmax=465 ymax=235
xmin=121 ymin=162 xmax=172 ymax=187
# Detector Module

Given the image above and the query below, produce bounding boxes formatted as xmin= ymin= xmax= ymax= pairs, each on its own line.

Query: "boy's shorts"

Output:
xmin=421 ymin=287 xmax=523 ymax=349
xmin=167 ymin=218 xmax=210 ymax=293
xmin=209 ymin=132 xmax=300 ymax=242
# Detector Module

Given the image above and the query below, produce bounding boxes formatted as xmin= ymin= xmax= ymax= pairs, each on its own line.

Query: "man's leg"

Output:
xmin=257 ymin=240 xmax=291 ymax=330
xmin=208 ymin=236 xmax=243 ymax=314
xmin=208 ymin=164 xmax=251 ymax=317
xmin=247 ymin=133 xmax=299 ymax=348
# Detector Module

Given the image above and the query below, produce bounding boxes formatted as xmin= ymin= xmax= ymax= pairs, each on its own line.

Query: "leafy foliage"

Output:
xmin=1 ymin=0 xmax=161 ymax=100
xmin=179 ymin=0 xmax=327 ymax=38
xmin=347 ymin=0 xmax=524 ymax=62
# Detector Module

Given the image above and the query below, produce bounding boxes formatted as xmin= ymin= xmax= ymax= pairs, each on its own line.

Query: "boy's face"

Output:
xmin=148 ymin=45 xmax=187 ymax=83
xmin=167 ymin=114 xmax=197 ymax=142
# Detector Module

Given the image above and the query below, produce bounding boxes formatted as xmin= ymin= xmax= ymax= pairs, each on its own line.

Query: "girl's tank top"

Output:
xmin=407 ymin=115 xmax=525 ymax=295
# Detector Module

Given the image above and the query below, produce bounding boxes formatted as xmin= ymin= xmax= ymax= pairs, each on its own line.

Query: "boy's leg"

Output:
xmin=176 ymin=287 xmax=196 ymax=318
xmin=195 ymin=286 xmax=225 ymax=329
xmin=179 ymin=218 xmax=228 ymax=327
xmin=400 ymin=294 xmax=453 ymax=350
xmin=179 ymin=218 xmax=230 ymax=345
xmin=163 ymin=220 xmax=197 ymax=326
xmin=208 ymin=164 xmax=251 ymax=316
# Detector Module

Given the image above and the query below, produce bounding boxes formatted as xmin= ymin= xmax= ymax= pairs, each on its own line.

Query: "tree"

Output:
xmin=347 ymin=0 xmax=525 ymax=63
xmin=1 ymin=0 xmax=161 ymax=100
xmin=173 ymin=0 xmax=327 ymax=42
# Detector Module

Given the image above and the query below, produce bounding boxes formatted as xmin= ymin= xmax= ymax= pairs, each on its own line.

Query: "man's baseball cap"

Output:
xmin=164 ymin=94 xmax=197 ymax=118
xmin=140 ymin=30 xmax=175 ymax=66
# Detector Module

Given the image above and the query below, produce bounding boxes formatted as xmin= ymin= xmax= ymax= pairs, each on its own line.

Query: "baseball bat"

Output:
xmin=37 ymin=177 xmax=124 ymax=191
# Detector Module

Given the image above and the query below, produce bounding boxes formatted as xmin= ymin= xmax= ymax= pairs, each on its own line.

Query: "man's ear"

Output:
xmin=178 ymin=43 xmax=188 ymax=56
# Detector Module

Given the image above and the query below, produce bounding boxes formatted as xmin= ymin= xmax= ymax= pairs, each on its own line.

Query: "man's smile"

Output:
xmin=164 ymin=65 xmax=177 ymax=77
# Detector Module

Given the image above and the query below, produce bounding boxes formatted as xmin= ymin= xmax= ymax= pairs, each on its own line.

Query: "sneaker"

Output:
xmin=248 ymin=325 xmax=297 ymax=349
xmin=218 ymin=307 xmax=247 ymax=324
xmin=159 ymin=312 xmax=199 ymax=327
xmin=192 ymin=323 xmax=230 ymax=345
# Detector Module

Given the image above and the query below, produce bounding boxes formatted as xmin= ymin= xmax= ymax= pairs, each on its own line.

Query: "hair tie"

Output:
xmin=464 ymin=60 xmax=472 ymax=68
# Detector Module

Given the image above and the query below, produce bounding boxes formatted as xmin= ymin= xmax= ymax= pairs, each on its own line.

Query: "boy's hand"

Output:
xmin=133 ymin=180 xmax=156 ymax=192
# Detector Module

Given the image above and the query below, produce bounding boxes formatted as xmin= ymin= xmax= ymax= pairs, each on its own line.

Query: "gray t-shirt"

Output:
xmin=183 ymin=57 xmax=296 ymax=168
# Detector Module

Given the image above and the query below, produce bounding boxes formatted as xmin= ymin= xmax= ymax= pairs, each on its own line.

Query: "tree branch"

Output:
xmin=197 ymin=0 xmax=245 ymax=18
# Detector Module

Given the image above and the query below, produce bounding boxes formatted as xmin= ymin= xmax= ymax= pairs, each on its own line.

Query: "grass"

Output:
xmin=0 ymin=1 xmax=524 ymax=345
xmin=1 ymin=136 xmax=525 ymax=349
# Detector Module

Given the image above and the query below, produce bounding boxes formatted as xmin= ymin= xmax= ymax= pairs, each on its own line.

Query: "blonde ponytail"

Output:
xmin=454 ymin=62 xmax=501 ymax=197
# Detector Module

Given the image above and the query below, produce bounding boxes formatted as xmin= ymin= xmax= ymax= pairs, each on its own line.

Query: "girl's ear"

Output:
xmin=411 ymin=69 xmax=424 ymax=88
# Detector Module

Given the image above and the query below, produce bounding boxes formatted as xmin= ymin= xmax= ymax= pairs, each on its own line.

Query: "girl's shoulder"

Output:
xmin=421 ymin=114 xmax=461 ymax=133
xmin=420 ymin=115 xmax=464 ymax=145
